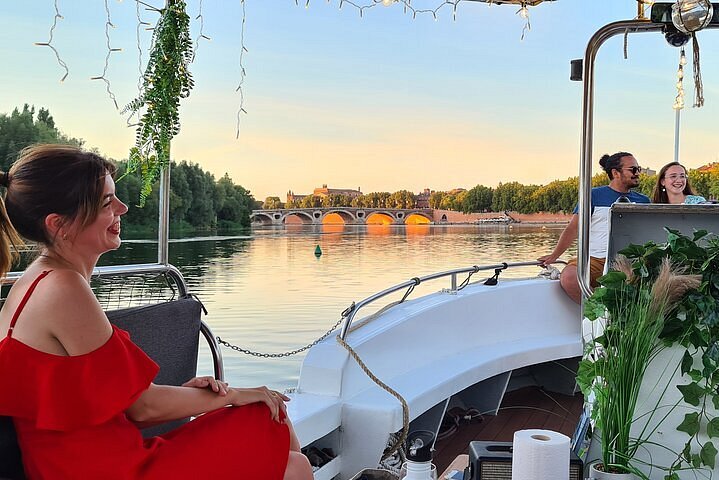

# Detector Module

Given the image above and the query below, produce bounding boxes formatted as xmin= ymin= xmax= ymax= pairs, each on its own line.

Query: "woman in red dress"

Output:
xmin=0 ymin=144 xmax=313 ymax=479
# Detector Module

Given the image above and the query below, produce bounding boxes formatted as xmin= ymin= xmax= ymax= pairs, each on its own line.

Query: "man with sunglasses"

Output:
xmin=538 ymin=151 xmax=650 ymax=304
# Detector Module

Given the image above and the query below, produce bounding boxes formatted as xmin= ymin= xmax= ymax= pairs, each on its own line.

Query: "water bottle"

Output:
xmin=399 ymin=430 xmax=438 ymax=480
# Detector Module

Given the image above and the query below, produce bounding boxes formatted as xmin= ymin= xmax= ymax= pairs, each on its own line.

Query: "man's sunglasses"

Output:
xmin=620 ymin=166 xmax=642 ymax=175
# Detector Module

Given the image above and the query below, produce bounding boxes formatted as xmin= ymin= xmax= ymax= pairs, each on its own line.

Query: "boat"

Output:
xmin=2 ymin=2 xmax=719 ymax=480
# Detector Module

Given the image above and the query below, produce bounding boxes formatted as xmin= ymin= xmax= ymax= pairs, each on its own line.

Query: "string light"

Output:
xmin=517 ymin=1 xmax=530 ymax=40
xmin=305 ymin=0 xmax=545 ymax=38
xmin=673 ymin=48 xmax=686 ymax=110
xmin=90 ymin=0 xmax=122 ymax=109
xmin=236 ymin=0 xmax=248 ymax=139
xmin=192 ymin=0 xmax=212 ymax=63
xmin=34 ymin=0 xmax=69 ymax=82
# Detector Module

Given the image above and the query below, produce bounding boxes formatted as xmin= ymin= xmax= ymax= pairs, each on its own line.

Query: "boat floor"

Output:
xmin=433 ymin=386 xmax=584 ymax=473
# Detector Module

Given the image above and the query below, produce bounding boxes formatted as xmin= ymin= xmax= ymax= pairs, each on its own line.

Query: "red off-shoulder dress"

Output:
xmin=0 ymin=271 xmax=290 ymax=479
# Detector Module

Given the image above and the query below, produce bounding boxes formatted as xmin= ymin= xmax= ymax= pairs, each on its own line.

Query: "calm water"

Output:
xmin=100 ymin=224 xmax=568 ymax=391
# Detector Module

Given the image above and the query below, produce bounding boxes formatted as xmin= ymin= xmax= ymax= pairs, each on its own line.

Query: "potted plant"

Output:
xmin=578 ymin=228 xmax=709 ymax=479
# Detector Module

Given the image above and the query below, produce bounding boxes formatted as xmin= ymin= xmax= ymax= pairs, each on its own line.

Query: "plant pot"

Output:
xmin=588 ymin=462 xmax=635 ymax=479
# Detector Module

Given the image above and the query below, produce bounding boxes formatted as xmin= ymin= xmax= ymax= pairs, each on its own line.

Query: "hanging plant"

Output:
xmin=121 ymin=0 xmax=194 ymax=205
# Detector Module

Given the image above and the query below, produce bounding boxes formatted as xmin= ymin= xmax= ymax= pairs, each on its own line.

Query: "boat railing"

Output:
xmin=1 ymin=262 xmax=224 ymax=380
xmin=338 ymin=260 xmax=562 ymax=340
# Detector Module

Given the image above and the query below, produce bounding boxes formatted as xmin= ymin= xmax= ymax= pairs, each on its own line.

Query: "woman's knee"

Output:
xmin=284 ymin=451 xmax=313 ymax=480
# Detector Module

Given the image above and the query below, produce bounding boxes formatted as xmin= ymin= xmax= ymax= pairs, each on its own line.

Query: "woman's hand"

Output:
xmin=228 ymin=386 xmax=290 ymax=422
xmin=182 ymin=376 xmax=229 ymax=396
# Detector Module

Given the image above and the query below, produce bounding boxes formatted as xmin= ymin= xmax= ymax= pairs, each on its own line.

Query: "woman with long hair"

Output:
xmin=651 ymin=162 xmax=706 ymax=204
xmin=0 ymin=144 xmax=312 ymax=479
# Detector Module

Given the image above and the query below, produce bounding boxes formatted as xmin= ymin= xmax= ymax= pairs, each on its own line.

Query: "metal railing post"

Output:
xmin=578 ymin=20 xmax=662 ymax=300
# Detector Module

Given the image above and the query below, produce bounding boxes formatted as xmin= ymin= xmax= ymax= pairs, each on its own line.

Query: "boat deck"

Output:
xmin=433 ymin=386 xmax=584 ymax=473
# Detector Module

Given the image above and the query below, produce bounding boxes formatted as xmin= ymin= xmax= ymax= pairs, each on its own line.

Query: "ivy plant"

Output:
xmin=121 ymin=0 xmax=194 ymax=205
xmin=580 ymin=228 xmax=719 ymax=479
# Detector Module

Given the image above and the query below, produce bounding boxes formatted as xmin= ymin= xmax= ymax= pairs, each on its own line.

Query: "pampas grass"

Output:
xmin=589 ymin=256 xmax=701 ymax=474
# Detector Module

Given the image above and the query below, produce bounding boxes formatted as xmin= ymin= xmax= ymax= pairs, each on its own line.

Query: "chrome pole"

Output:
xmin=158 ymin=158 xmax=171 ymax=265
xmin=579 ymin=20 xmax=661 ymax=300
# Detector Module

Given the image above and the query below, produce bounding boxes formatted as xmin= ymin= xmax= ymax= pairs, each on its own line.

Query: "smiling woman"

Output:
xmin=651 ymin=161 xmax=707 ymax=204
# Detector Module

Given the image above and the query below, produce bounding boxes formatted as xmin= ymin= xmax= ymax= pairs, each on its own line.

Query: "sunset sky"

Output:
xmin=2 ymin=0 xmax=719 ymax=200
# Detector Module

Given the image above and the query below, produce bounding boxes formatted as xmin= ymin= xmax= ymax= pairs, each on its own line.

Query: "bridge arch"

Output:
xmin=284 ymin=211 xmax=314 ymax=224
xmin=405 ymin=213 xmax=431 ymax=224
xmin=251 ymin=212 xmax=275 ymax=226
xmin=366 ymin=212 xmax=395 ymax=225
xmin=322 ymin=209 xmax=355 ymax=224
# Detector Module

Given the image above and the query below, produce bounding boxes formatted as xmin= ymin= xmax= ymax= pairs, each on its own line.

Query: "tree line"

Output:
xmin=0 ymin=105 xmax=258 ymax=233
xmin=264 ymin=170 xmax=719 ymax=215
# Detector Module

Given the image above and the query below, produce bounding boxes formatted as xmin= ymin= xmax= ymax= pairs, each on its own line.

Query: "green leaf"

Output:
xmin=701 ymin=441 xmax=717 ymax=468
xmin=694 ymin=229 xmax=710 ymax=242
xmin=664 ymin=474 xmax=680 ymax=480
xmin=596 ymin=271 xmax=627 ymax=288
xmin=681 ymin=350 xmax=694 ymax=375
xmin=708 ymin=418 xmax=719 ymax=438
xmin=678 ymin=382 xmax=704 ymax=406
xmin=713 ymin=394 xmax=719 ymax=411
xmin=678 ymin=412 xmax=700 ymax=435
xmin=618 ymin=243 xmax=646 ymax=258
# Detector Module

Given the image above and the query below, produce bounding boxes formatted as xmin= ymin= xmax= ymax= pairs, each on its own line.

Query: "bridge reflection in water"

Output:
xmin=251 ymin=207 xmax=434 ymax=226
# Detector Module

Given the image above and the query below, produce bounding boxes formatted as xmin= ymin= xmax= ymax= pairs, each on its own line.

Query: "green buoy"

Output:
xmin=314 ymin=245 xmax=322 ymax=257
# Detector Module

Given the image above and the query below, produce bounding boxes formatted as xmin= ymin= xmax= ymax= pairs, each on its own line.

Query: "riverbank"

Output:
xmin=431 ymin=209 xmax=571 ymax=225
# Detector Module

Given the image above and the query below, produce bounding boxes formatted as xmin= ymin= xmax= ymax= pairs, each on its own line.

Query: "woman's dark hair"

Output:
xmin=599 ymin=151 xmax=633 ymax=181
xmin=0 ymin=144 xmax=116 ymax=277
xmin=651 ymin=161 xmax=697 ymax=203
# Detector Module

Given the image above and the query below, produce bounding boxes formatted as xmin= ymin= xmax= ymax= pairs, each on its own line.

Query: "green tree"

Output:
xmin=462 ymin=185 xmax=493 ymax=213
xmin=300 ymin=195 xmax=322 ymax=208
xmin=0 ymin=104 xmax=83 ymax=169
xmin=429 ymin=191 xmax=445 ymax=209
xmin=263 ymin=196 xmax=283 ymax=209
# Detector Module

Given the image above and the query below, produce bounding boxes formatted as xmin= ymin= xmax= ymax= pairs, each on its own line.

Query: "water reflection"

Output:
xmin=95 ymin=224 xmax=569 ymax=391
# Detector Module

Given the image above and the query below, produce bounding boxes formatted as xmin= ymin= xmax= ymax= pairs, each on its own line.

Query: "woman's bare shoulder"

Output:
xmin=5 ymin=268 xmax=112 ymax=355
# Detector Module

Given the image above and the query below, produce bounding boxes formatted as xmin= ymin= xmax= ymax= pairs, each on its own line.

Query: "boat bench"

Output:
xmin=345 ymin=333 xmax=582 ymax=432
xmin=0 ymin=297 xmax=204 ymax=480
xmin=285 ymin=393 xmax=342 ymax=446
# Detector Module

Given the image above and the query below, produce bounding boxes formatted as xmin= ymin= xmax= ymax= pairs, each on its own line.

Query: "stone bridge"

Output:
xmin=251 ymin=207 xmax=435 ymax=225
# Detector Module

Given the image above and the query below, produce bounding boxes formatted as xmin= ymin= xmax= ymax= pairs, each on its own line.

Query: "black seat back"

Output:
xmin=0 ymin=296 xmax=203 ymax=477
xmin=106 ymin=297 xmax=202 ymax=436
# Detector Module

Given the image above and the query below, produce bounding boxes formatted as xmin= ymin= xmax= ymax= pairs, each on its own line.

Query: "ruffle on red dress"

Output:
xmin=0 ymin=326 xmax=159 ymax=431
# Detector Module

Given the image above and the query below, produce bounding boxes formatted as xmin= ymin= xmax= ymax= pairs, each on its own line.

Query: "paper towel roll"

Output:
xmin=511 ymin=429 xmax=570 ymax=480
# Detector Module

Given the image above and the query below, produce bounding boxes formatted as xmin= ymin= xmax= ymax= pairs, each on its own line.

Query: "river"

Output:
xmin=99 ymin=223 xmax=569 ymax=391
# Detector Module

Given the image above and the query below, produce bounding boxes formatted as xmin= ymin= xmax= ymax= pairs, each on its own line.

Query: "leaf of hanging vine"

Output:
xmin=122 ymin=0 xmax=193 ymax=206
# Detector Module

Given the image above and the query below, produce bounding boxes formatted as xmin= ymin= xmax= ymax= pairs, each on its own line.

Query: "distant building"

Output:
xmin=313 ymin=184 xmax=362 ymax=199
xmin=286 ymin=190 xmax=309 ymax=205
xmin=287 ymin=185 xmax=363 ymax=205
xmin=416 ymin=188 xmax=432 ymax=208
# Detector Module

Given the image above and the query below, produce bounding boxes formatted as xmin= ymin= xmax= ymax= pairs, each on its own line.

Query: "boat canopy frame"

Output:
xmin=577 ymin=19 xmax=719 ymax=300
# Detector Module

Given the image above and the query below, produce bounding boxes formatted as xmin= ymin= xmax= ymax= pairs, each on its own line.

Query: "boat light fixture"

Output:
xmin=672 ymin=0 xmax=714 ymax=33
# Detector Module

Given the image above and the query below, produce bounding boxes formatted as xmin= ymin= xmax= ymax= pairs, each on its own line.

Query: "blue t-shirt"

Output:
xmin=572 ymin=186 xmax=650 ymax=257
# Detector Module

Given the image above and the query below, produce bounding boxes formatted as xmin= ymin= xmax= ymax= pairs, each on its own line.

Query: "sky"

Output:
xmin=2 ymin=0 xmax=719 ymax=201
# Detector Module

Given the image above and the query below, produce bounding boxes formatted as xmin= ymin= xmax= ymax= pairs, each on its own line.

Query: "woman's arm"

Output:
xmin=126 ymin=383 xmax=289 ymax=424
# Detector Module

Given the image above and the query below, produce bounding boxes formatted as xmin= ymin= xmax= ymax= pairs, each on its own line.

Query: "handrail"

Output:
xmin=1 ymin=262 xmax=225 ymax=381
xmin=338 ymin=260 xmax=562 ymax=340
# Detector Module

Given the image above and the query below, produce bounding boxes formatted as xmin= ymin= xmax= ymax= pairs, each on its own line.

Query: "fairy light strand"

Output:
xmin=192 ymin=0 xmax=211 ymax=63
xmin=517 ymin=2 xmax=530 ymax=41
xmin=34 ymin=0 xmax=69 ymax=82
xmin=301 ymin=0 xmax=539 ymax=38
xmin=91 ymin=0 xmax=121 ymax=109
xmin=674 ymin=48 xmax=686 ymax=110
xmin=236 ymin=0 xmax=248 ymax=139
